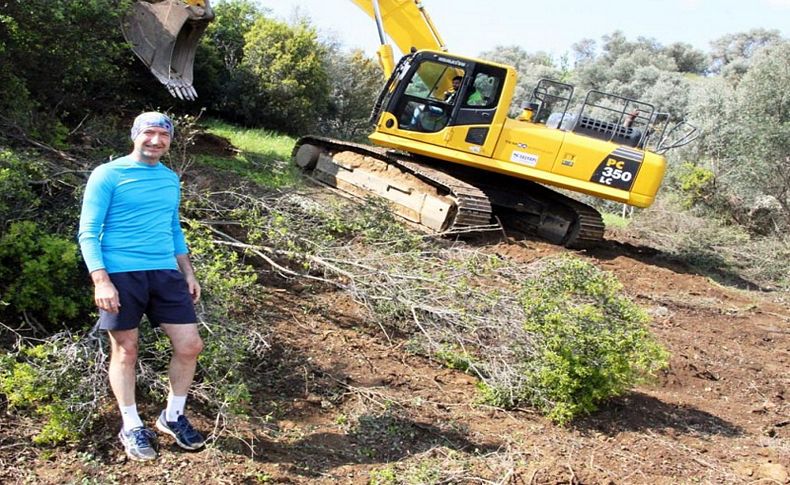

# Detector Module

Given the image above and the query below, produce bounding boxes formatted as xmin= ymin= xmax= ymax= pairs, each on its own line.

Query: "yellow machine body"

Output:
xmin=368 ymin=50 xmax=667 ymax=208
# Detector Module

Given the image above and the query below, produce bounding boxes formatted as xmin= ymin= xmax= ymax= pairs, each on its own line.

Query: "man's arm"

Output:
xmin=78 ymin=166 xmax=113 ymax=273
xmin=79 ymin=166 xmax=120 ymax=312
xmin=176 ymin=254 xmax=200 ymax=304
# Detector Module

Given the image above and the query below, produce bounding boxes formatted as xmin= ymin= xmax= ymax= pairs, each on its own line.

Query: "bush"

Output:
xmin=672 ymin=161 xmax=716 ymax=209
xmin=480 ymin=256 xmax=668 ymax=424
xmin=0 ymin=221 xmax=92 ymax=330
xmin=0 ymin=149 xmax=42 ymax=228
xmin=0 ymin=220 xmax=271 ymax=446
xmin=0 ymin=335 xmax=103 ymax=445
xmin=620 ymin=199 xmax=790 ymax=289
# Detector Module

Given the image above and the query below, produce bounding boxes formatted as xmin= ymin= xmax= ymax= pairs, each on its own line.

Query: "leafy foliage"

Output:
xmin=0 ymin=0 xmax=156 ymax=140
xmin=679 ymin=40 xmax=789 ymax=234
xmin=709 ymin=28 xmax=783 ymax=81
xmin=0 ymin=221 xmax=92 ymax=329
xmin=240 ymin=17 xmax=330 ymax=132
xmin=197 ymin=5 xmax=333 ymax=132
xmin=203 ymin=0 xmax=266 ymax=72
xmin=0 ymin=336 xmax=104 ymax=445
xmin=569 ymin=31 xmax=695 ymax=118
xmin=0 ymin=150 xmax=42 ymax=227
xmin=477 ymin=257 xmax=668 ymax=424
xmin=318 ymin=49 xmax=384 ymax=140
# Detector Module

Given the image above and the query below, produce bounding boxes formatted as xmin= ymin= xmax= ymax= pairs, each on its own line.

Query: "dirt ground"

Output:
xmin=3 ymin=231 xmax=787 ymax=484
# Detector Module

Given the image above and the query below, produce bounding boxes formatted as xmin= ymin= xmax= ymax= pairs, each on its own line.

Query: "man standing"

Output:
xmin=79 ymin=112 xmax=205 ymax=461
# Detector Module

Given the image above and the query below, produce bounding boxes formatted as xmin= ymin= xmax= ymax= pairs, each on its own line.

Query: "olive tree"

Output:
xmin=679 ymin=39 xmax=789 ymax=234
xmin=709 ymin=28 xmax=783 ymax=82
xmin=318 ymin=49 xmax=385 ymax=141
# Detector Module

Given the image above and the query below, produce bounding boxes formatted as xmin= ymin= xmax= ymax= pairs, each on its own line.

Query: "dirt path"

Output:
xmin=5 ymin=236 xmax=789 ymax=484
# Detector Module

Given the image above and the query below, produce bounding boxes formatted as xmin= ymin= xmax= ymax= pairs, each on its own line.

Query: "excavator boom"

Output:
xmin=349 ymin=0 xmax=446 ymax=75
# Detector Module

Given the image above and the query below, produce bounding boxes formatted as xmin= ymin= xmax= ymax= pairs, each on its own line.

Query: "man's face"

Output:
xmin=452 ymin=78 xmax=462 ymax=90
xmin=133 ymin=126 xmax=171 ymax=162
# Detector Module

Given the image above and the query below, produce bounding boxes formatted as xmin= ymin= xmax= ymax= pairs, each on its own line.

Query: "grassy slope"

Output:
xmin=198 ymin=118 xmax=299 ymax=188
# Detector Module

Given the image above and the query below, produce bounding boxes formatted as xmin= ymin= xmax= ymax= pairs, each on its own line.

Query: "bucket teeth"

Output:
xmin=123 ymin=0 xmax=212 ymax=100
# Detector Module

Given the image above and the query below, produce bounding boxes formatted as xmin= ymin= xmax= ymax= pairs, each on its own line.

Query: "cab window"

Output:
xmin=396 ymin=61 xmax=463 ymax=133
xmin=465 ymin=71 xmax=501 ymax=108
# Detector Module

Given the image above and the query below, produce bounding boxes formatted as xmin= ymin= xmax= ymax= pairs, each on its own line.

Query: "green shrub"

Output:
xmin=673 ymin=162 xmax=716 ymax=209
xmin=480 ymin=256 xmax=669 ymax=424
xmin=0 ymin=149 xmax=43 ymax=227
xmin=0 ymin=221 xmax=92 ymax=329
xmin=0 ymin=337 xmax=99 ymax=445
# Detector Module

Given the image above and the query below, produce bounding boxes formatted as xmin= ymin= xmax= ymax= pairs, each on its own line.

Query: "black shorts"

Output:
xmin=98 ymin=270 xmax=197 ymax=331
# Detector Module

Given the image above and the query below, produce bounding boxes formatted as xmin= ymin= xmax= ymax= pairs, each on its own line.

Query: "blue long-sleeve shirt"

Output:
xmin=78 ymin=156 xmax=188 ymax=274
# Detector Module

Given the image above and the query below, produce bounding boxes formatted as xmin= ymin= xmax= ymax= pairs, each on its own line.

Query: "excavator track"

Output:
xmin=293 ymin=136 xmax=604 ymax=247
xmin=294 ymin=136 xmax=499 ymax=234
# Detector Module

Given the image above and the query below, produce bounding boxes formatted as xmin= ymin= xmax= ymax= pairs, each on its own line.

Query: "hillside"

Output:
xmin=1 ymin=142 xmax=787 ymax=484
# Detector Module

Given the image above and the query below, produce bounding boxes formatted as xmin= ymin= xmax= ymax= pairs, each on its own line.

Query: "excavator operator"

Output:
xmin=444 ymin=76 xmax=464 ymax=102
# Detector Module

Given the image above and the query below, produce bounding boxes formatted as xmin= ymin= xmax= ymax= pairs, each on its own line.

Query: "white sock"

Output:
xmin=165 ymin=394 xmax=187 ymax=422
xmin=120 ymin=404 xmax=144 ymax=432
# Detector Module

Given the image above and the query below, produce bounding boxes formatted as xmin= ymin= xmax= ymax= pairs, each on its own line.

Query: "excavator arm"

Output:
xmin=348 ymin=0 xmax=446 ymax=75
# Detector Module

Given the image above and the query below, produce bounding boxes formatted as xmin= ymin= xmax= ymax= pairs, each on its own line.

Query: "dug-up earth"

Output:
xmin=2 ymin=177 xmax=789 ymax=484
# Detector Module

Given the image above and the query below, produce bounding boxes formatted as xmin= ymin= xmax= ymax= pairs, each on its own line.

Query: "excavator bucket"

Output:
xmin=122 ymin=0 xmax=214 ymax=100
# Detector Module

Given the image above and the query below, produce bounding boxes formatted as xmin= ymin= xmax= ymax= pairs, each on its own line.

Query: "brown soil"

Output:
xmin=2 ymin=184 xmax=788 ymax=484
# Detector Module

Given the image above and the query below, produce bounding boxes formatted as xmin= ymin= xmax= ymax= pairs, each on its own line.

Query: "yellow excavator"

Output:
xmin=125 ymin=0 xmax=697 ymax=246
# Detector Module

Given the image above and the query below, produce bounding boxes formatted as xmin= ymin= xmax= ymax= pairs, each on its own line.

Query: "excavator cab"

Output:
xmin=122 ymin=0 xmax=215 ymax=100
xmin=373 ymin=51 xmax=512 ymax=158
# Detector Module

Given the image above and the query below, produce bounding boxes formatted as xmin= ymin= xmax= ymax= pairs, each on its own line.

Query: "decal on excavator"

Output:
xmin=590 ymin=153 xmax=642 ymax=190
xmin=510 ymin=150 xmax=539 ymax=167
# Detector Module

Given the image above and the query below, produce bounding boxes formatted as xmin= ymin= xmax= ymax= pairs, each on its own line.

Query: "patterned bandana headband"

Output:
xmin=130 ymin=112 xmax=174 ymax=141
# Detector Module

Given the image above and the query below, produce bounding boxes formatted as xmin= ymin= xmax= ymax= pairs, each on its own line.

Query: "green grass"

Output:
xmin=601 ymin=212 xmax=632 ymax=230
xmin=197 ymin=118 xmax=300 ymax=188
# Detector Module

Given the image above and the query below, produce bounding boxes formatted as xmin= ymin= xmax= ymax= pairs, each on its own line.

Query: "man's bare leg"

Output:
xmin=156 ymin=323 xmax=205 ymax=450
xmin=108 ymin=329 xmax=143 ymax=430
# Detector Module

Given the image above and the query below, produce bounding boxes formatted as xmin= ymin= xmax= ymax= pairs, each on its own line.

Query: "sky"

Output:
xmin=263 ymin=0 xmax=789 ymax=59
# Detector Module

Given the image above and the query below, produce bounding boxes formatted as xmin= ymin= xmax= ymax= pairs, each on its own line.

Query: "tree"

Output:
xmin=571 ymin=39 xmax=597 ymax=67
xmin=241 ymin=17 xmax=330 ymax=132
xmin=318 ymin=49 xmax=384 ymax=141
xmin=679 ymin=39 xmax=789 ymax=234
xmin=664 ymin=42 xmax=708 ymax=74
xmin=0 ymin=0 xmax=143 ymax=140
xmin=728 ymin=40 xmax=790 ymax=231
xmin=564 ymin=31 xmax=697 ymax=125
xmin=203 ymin=0 xmax=267 ymax=72
xmin=709 ymin=28 xmax=783 ymax=83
